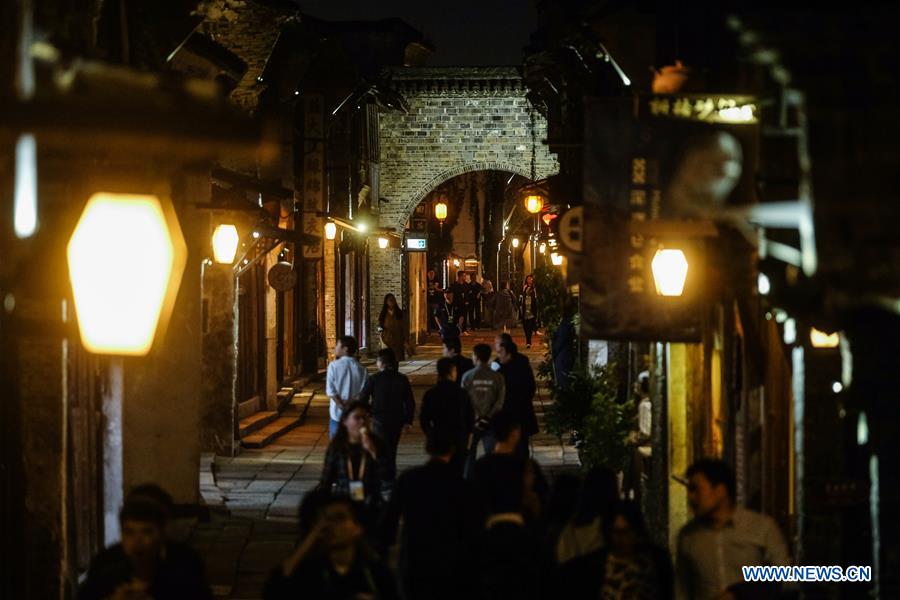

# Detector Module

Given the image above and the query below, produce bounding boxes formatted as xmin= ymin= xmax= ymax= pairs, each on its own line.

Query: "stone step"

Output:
xmin=237 ymin=396 xmax=261 ymax=420
xmin=241 ymin=415 xmax=303 ymax=449
xmin=238 ymin=411 xmax=278 ymax=438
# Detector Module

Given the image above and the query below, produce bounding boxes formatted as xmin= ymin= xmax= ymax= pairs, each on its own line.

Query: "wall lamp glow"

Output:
xmin=68 ymin=193 xmax=186 ymax=356
xmin=550 ymin=252 xmax=564 ymax=266
xmin=212 ymin=224 xmax=240 ymax=264
xmin=14 ymin=133 xmax=38 ymax=238
xmin=377 ymin=237 xmax=389 ymax=249
xmin=810 ymin=327 xmax=840 ymax=348
xmin=651 ymin=248 xmax=688 ymax=296
xmin=511 ymin=238 xmax=520 ymax=248
xmin=324 ymin=221 xmax=337 ymax=240
xmin=539 ymin=243 xmax=546 ymax=254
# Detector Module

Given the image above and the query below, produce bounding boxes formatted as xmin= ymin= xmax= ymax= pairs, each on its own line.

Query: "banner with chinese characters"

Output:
xmin=579 ymin=95 xmax=758 ymax=341
xmin=302 ymin=93 xmax=325 ymax=259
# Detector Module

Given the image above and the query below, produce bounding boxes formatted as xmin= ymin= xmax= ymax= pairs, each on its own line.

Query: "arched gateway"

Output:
xmin=369 ymin=67 xmax=559 ymax=343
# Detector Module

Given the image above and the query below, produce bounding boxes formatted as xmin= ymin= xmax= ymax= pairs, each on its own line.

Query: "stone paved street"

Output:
xmin=187 ymin=329 xmax=578 ymax=599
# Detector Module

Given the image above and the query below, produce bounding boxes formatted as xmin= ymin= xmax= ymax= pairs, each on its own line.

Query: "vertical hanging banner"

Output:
xmin=580 ymin=95 xmax=759 ymax=341
xmin=302 ymin=93 xmax=325 ymax=259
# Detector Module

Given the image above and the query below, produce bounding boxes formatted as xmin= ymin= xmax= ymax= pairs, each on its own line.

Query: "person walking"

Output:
xmin=449 ymin=271 xmax=472 ymax=335
xmin=442 ymin=336 xmax=474 ymax=384
xmin=475 ymin=435 xmax=553 ymax=600
xmin=378 ymin=293 xmax=409 ymax=361
xmin=676 ymin=458 xmax=791 ymax=600
xmin=378 ymin=430 xmax=480 ymax=600
xmin=519 ymin=274 xmax=539 ymax=349
xmin=264 ymin=493 xmax=399 ymax=600
xmin=493 ymin=281 xmax=517 ymax=331
xmin=326 ymin=336 xmax=368 ymax=440
xmin=420 ymin=357 xmax=475 ymax=476
xmin=559 ymin=500 xmax=674 ymax=599
xmin=481 ymin=279 xmax=496 ymax=328
xmin=495 ymin=338 xmax=539 ymax=458
xmin=461 ymin=343 xmax=506 ymax=478
xmin=426 ymin=270 xmax=440 ymax=331
xmin=466 ymin=273 xmax=483 ymax=329
xmin=320 ymin=401 xmax=384 ymax=522
xmin=359 ymin=348 xmax=415 ymax=489
xmin=434 ymin=289 xmax=464 ymax=342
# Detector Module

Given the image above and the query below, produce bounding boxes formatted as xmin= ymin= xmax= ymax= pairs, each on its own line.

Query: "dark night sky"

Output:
xmin=293 ymin=0 xmax=538 ymax=66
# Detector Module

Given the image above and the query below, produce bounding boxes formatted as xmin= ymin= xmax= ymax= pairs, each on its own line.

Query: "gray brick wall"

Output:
xmin=370 ymin=69 xmax=559 ymax=341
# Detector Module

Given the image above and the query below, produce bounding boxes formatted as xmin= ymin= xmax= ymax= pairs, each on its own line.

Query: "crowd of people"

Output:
xmin=78 ymin=331 xmax=793 ymax=599
xmin=428 ymin=270 xmax=540 ymax=347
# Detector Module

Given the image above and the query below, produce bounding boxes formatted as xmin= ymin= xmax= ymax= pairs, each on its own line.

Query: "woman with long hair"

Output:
xmin=492 ymin=281 xmax=517 ymax=332
xmin=519 ymin=274 xmax=539 ymax=349
xmin=378 ymin=293 xmax=409 ymax=361
xmin=320 ymin=401 xmax=384 ymax=520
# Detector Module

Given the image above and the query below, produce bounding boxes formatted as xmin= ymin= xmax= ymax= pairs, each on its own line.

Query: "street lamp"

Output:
xmin=211 ymin=224 xmax=239 ymax=264
xmin=324 ymin=221 xmax=337 ymax=240
xmin=651 ymin=248 xmax=689 ymax=296
xmin=67 ymin=192 xmax=186 ymax=356
xmin=524 ymin=194 xmax=544 ymax=214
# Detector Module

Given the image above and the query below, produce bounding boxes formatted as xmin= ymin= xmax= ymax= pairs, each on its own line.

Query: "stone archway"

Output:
xmin=369 ymin=67 xmax=559 ymax=346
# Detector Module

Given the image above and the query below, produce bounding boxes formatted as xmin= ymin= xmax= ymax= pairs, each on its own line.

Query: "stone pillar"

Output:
xmin=122 ymin=196 xmax=205 ymax=504
xmin=324 ymin=238 xmax=337 ymax=355
xmin=200 ymin=259 xmax=238 ymax=456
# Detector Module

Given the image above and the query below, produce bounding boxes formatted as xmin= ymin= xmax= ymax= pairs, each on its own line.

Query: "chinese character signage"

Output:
xmin=579 ymin=95 xmax=758 ymax=341
xmin=302 ymin=93 xmax=325 ymax=259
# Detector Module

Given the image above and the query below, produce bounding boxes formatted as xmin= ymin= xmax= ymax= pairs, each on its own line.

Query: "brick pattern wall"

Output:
xmin=370 ymin=68 xmax=559 ymax=343
xmin=199 ymin=1 xmax=292 ymax=113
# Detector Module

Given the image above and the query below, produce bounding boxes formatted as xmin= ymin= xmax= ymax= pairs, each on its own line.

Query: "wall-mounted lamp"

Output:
xmin=651 ymin=248 xmax=688 ymax=296
xmin=212 ymin=224 xmax=240 ymax=264
xmin=324 ymin=221 xmax=337 ymax=240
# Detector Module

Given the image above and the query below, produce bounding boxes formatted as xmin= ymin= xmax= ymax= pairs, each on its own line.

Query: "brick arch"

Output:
xmin=368 ymin=67 xmax=559 ymax=349
xmin=395 ymin=161 xmax=532 ymax=229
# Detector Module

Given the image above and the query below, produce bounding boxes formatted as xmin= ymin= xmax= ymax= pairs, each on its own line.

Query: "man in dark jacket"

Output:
xmin=442 ymin=336 xmax=475 ymax=384
xmin=434 ymin=289 xmax=464 ymax=341
xmin=449 ymin=271 xmax=472 ymax=334
xmin=80 ymin=492 xmax=212 ymax=600
xmin=360 ymin=348 xmax=415 ymax=485
xmin=496 ymin=339 xmax=539 ymax=458
xmin=420 ymin=357 xmax=475 ymax=475
xmin=379 ymin=430 xmax=480 ymax=600
xmin=475 ymin=441 xmax=552 ymax=600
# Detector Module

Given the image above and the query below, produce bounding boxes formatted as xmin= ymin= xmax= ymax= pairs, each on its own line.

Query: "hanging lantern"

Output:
xmin=524 ymin=194 xmax=544 ymax=214
xmin=434 ymin=201 xmax=448 ymax=221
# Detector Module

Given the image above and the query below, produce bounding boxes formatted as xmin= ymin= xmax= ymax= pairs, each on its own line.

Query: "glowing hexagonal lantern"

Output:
xmin=211 ymin=224 xmax=239 ymax=264
xmin=67 ymin=193 xmax=186 ymax=355
xmin=651 ymin=248 xmax=689 ymax=297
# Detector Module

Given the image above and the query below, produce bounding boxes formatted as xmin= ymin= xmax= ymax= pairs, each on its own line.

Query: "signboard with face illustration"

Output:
xmin=580 ymin=95 xmax=759 ymax=341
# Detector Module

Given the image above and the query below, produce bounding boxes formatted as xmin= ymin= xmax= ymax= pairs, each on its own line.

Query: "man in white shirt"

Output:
xmin=326 ymin=336 xmax=369 ymax=439
xmin=676 ymin=458 xmax=791 ymax=600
